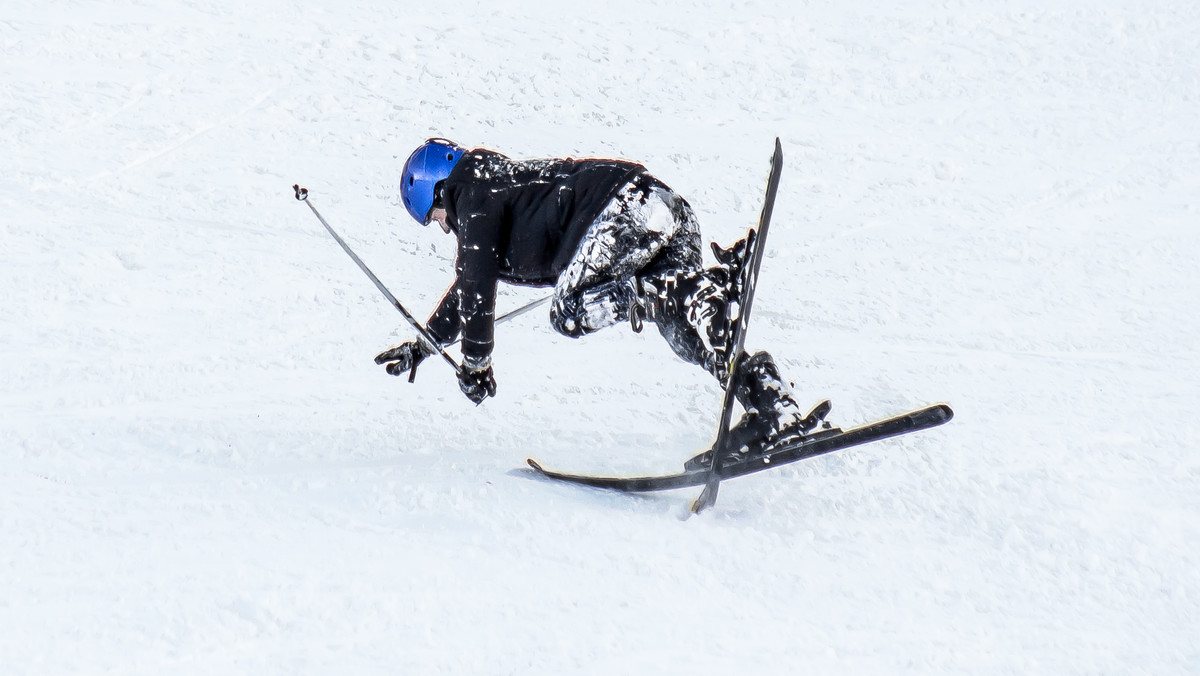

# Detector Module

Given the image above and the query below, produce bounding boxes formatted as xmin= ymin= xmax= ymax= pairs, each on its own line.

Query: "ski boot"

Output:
xmin=684 ymin=352 xmax=831 ymax=472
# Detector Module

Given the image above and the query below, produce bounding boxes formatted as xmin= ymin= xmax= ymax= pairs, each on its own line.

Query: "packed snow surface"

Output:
xmin=3 ymin=1 xmax=1198 ymax=673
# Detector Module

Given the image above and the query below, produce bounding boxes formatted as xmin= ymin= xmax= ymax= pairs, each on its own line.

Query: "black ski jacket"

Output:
xmin=424 ymin=148 xmax=646 ymax=363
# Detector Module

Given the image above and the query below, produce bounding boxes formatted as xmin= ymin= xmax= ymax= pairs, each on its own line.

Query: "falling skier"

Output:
xmin=376 ymin=138 xmax=820 ymax=458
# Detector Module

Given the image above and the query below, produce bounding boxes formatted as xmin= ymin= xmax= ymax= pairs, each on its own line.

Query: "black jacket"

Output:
xmin=425 ymin=148 xmax=646 ymax=362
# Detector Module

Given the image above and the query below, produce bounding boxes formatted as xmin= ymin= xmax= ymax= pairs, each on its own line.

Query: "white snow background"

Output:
xmin=3 ymin=0 xmax=1198 ymax=673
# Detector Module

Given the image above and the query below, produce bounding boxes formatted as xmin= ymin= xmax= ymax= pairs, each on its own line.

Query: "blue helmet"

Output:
xmin=400 ymin=138 xmax=466 ymax=224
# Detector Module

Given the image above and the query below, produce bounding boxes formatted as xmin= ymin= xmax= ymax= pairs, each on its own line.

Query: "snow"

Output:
xmin=3 ymin=0 xmax=1198 ymax=673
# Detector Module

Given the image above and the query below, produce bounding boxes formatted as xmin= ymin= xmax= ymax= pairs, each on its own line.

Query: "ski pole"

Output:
xmin=293 ymin=184 xmax=462 ymax=376
xmin=450 ymin=294 xmax=552 ymax=346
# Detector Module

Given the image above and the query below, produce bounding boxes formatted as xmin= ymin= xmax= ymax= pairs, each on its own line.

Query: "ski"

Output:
xmin=525 ymin=403 xmax=953 ymax=493
xmin=690 ymin=137 xmax=785 ymax=514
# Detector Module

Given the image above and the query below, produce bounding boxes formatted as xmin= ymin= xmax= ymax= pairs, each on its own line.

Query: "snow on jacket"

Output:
xmin=425 ymin=148 xmax=646 ymax=363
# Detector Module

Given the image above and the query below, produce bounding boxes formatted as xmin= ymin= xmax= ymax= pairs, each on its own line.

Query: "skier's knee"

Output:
xmin=549 ymin=304 xmax=588 ymax=338
xmin=551 ymin=280 xmax=631 ymax=338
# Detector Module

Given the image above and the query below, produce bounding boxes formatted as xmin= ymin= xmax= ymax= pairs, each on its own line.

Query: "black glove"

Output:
xmin=375 ymin=340 xmax=434 ymax=379
xmin=458 ymin=356 xmax=497 ymax=405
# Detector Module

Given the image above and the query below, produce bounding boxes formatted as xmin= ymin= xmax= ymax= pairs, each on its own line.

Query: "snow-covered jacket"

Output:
xmin=425 ymin=148 xmax=646 ymax=363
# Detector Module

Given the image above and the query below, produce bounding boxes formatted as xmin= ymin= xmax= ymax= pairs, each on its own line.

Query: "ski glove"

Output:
xmin=375 ymin=340 xmax=434 ymax=380
xmin=458 ymin=356 xmax=497 ymax=405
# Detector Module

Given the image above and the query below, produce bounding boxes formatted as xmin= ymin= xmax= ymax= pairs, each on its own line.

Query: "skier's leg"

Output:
xmin=549 ymin=177 xmax=776 ymax=397
xmin=633 ymin=195 xmax=742 ymax=382
xmin=550 ymin=177 xmax=697 ymax=337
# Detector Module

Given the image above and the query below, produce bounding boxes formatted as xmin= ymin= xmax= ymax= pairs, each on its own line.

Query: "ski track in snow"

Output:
xmin=2 ymin=1 xmax=1199 ymax=673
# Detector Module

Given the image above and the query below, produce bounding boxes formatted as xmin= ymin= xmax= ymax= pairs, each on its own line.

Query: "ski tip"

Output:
xmin=526 ymin=458 xmax=544 ymax=472
xmin=915 ymin=403 xmax=954 ymax=427
xmin=936 ymin=403 xmax=955 ymax=422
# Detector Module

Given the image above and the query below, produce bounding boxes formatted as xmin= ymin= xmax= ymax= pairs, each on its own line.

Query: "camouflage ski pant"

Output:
xmin=550 ymin=174 xmax=714 ymax=373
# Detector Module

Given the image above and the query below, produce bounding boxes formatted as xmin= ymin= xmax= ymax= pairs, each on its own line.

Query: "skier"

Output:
xmin=376 ymin=138 xmax=821 ymax=455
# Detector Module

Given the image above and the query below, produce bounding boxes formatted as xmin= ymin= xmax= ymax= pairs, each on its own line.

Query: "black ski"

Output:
xmin=525 ymin=403 xmax=953 ymax=492
xmin=690 ymin=137 xmax=785 ymax=514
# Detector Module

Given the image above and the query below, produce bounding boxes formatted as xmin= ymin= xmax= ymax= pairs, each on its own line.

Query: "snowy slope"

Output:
xmin=3 ymin=0 xmax=1198 ymax=673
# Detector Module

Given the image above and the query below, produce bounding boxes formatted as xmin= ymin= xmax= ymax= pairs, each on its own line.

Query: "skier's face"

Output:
xmin=426 ymin=207 xmax=451 ymax=234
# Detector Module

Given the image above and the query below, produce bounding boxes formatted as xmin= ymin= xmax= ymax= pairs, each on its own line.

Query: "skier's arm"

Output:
xmin=453 ymin=205 xmax=501 ymax=367
xmin=443 ymin=198 xmax=501 ymax=404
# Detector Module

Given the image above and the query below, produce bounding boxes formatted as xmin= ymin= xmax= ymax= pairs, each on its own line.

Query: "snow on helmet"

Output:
xmin=400 ymin=138 xmax=466 ymax=224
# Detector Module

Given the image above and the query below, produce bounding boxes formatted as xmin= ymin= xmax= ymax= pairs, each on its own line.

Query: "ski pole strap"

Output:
xmin=293 ymin=184 xmax=461 ymax=375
